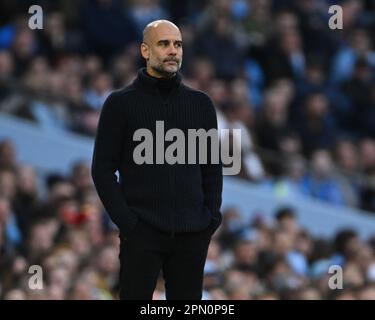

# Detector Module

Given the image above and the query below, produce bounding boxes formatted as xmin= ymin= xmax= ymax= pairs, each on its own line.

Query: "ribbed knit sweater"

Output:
xmin=91 ymin=68 xmax=223 ymax=237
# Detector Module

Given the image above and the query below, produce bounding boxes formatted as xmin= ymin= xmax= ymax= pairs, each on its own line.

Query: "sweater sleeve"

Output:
xmin=200 ymin=95 xmax=223 ymax=234
xmin=91 ymin=92 xmax=138 ymax=236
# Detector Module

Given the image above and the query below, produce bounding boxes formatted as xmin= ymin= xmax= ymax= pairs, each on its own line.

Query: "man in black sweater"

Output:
xmin=91 ymin=20 xmax=223 ymax=300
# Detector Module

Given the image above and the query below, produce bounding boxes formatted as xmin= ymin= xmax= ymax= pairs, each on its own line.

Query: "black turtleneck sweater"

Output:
xmin=145 ymin=70 xmax=175 ymax=100
xmin=91 ymin=68 xmax=223 ymax=237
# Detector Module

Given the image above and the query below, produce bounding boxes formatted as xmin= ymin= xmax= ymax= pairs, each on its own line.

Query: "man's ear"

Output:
xmin=140 ymin=42 xmax=149 ymax=60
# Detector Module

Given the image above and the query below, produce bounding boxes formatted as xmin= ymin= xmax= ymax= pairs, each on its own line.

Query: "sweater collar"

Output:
xmin=134 ymin=67 xmax=182 ymax=93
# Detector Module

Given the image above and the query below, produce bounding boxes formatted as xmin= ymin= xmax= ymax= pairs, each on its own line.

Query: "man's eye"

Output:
xmin=175 ymin=43 xmax=182 ymax=48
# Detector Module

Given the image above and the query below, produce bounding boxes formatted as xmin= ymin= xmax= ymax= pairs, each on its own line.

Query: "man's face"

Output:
xmin=141 ymin=23 xmax=183 ymax=77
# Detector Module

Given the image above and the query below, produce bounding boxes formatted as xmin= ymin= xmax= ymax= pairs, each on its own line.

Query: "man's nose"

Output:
xmin=167 ymin=44 xmax=177 ymax=55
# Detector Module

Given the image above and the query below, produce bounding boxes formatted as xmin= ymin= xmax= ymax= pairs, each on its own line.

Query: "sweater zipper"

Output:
xmin=171 ymin=162 xmax=176 ymax=238
xmin=158 ymin=87 xmax=176 ymax=238
xmin=169 ymin=118 xmax=176 ymax=239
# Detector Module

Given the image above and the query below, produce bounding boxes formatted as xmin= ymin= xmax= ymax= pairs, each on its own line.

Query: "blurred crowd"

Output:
xmin=1 ymin=0 xmax=375 ymax=299
xmin=1 ymin=139 xmax=375 ymax=300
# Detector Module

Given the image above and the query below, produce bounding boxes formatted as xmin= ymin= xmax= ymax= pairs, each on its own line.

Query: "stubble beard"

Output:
xmin=151 ymin=60 xmax=181 ymax=78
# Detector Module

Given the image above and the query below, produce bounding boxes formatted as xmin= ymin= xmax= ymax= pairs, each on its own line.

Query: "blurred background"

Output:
xmin=1 ymin=0 xmax=375 ymax=300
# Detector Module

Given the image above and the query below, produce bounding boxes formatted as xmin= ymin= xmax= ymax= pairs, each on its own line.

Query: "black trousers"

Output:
xmin=118 ymin=218 xmax=212 ymax=300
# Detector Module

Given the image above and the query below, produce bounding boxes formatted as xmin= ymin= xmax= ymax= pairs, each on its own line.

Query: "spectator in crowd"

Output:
xmin=300 ymin=149 xmax=345 ymax=205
